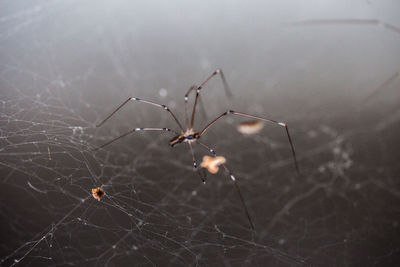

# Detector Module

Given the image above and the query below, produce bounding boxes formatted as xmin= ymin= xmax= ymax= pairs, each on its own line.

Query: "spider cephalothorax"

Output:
xmin=94 ymin=68 xmax=299 ymax=230
xmin=169 ymin=129 xmax=200 ymax=147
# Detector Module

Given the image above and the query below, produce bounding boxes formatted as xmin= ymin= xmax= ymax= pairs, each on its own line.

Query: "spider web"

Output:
xmin=1 ymin=0 xmax=400 ymax=266
xmin=0 ymin=63 xmax=307 ymax=266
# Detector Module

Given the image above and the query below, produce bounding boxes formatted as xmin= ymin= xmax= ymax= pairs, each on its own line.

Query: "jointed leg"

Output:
xmin=196 ymin=141 xmax=255 ymax=230
xmin=184 ymin=85 xmax=207 ymax=128
xmin=187 ymin=143 xmax=206 ymax=183
xmin=292 ymin=19 xmax=400 ymax=35
xmin=190 ymin=69 xmax=232 ymax=129
xmin=93 ymin=127 xmax=177 ymax=151
xmin=96 ymin=97 xmax=185 ymax=132
xmin=365 ymin=72 xmax=399 ymax=102
xmin=293 ymin=19 xmax=381 ymax=26
xmin=200 ymin=110 xmax=299 ymax=174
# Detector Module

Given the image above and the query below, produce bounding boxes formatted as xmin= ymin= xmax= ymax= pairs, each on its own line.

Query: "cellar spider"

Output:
xmin=94 ymin=69 xmax=299 ymax=230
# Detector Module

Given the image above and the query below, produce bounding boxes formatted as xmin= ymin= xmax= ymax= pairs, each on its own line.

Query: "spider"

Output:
xmin=94 ymin=69 xmax=299 ymax=230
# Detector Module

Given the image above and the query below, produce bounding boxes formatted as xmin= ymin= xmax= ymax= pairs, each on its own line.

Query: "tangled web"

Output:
xmin=1 ymin=1 xmax=400 ymax=266
xmin=0 ymin=70 xmax=313 ymax=266
xmin=2 ymin=66 xmax=399 ymax=266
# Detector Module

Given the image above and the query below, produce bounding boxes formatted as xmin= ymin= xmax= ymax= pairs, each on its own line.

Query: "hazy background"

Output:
xmin=1 ymin=0 xmax=400 ymax=266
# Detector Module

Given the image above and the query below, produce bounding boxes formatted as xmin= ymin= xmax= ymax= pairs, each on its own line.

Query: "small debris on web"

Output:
xmin=200 ymin=155 xmax=226 ymax=174
xmin=237 ymin=120 xmax=264 ymax=135
xmin=91 ymin=187 xmax=105 ymax=201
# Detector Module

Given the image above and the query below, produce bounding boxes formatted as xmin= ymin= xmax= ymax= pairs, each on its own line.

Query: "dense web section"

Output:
xmin=0 ymin=66 xmax=309 ymax=266
xmin=0 ymin=68 xmax=309 ymax=266
xmin=1 ymin=1 xmax=400 ymax=266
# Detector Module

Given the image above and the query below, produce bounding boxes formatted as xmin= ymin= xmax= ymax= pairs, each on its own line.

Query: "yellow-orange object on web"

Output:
xmin=92 ymin=187 xmax=105 ymax=201
xmin=200 ymin=155 xmax=226 ymax=174
xmin=237 ymin=120 xmax=264 ymax=135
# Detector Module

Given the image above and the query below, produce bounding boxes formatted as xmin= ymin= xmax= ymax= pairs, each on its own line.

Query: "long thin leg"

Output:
xmin=196 ymin=141 xmax=255 ymax=230
xmin=365 ymin=72 xmax=399 ymax=102
xmin=187 ymin=143 xmax=206 ymax=183
xmin=96 ymin=97 xmax=185 ymax=132
xmin=184 ymin=85 xmax=208 ymax=128
xmin=190 ymin=69 xmax=232 ymax=129
xmin=292 ymin=19 xmax=400 ymax=35
xmin=93 ymin=127 xmax=177 ymax=151
xmin=292 ymin=19 xmax=380 ymax=26
xmin=185 ymin=85 xmax=197 ymax=128
xmin=198 ymin=95 xmax=208 ymax=120
xmin=200 ymin=110 xmax=299 ymax=174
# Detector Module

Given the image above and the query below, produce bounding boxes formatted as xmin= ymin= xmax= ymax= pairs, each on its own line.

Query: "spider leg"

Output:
xmin=365 ymin=72 xmax=399 ymax=102
xmin=185 ymin=85 xmax=197 ymax=128
xmin=200 ymin=110 xmax=299 ymax=174
xmin=292 ymin=18 xmax=400 ymax=35
xmin=184 ymin=85 xmax=208 ymax=128
xmin=187 ymin=143 xmax=206 ymax=183
xmin=198 ymin=95 xmax=208 ymax=120
xmin=190 ymin=68 xmax=232 ymax=129
xmin=96 ymin=97 xmax=185 ymax=132
xmin=196 ymin=141 xmax=255 ymax=230
xmin=93 ymin=127 xmax=178 ymax=151
xmin=292 ymin=18 xmax=381 ymax=26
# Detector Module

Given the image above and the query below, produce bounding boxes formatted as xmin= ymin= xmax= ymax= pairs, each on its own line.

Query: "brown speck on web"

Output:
xmin=92 ymin=187 xmax=105 ymax=201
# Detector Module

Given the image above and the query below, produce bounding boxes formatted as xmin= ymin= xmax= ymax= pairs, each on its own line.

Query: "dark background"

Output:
xmin=1 ymin=0 xmax=400 ymax=266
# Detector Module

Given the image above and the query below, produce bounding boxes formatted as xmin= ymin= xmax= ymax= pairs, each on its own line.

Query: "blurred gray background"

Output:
xmin=1 ymin=0 xmax=400 ymax=266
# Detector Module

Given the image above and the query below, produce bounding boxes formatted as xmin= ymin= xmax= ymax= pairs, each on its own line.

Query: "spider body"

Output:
xmin=169 ymin=129 xmax=200 ymax=147
xmin=94 ymin=68 xmax=299 ymax=231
